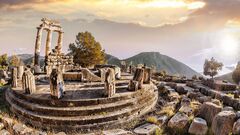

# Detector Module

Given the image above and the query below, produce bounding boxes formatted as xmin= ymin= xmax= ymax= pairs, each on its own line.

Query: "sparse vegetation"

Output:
xmin=0 ymin=54 xmax=8 ymax=70
xmin=146 ymin=116 xmax=159 ymax=125
xmin=157 ymin=106 xmax=175 ymax=117
xmin=203 ymin=57 xmax=223 ymax=79
xmin=189 ymin=100 xmax=201 ymax=115
xmin=232 ymin=63 xmax=240 ymax=85
xmin=155 ymin=127 xmax=164 ymax=135
xmin=9 ymin=55 xmax=24 ymax=67
xmin=227 ymin=93 xmax=234 ymax=98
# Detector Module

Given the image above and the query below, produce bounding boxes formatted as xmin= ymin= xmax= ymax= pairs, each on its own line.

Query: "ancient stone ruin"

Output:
xmin=4 ymin=18 xmax=158 ymax=134
xmin=3 ymin=18 xmax=240 ymax=135
xmin=34 ymin=18 xmax=73 ymax=74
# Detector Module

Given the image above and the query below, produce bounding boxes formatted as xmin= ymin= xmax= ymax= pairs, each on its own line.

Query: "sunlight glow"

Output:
xmin=220 ymin=35 xmax=239 ymax=57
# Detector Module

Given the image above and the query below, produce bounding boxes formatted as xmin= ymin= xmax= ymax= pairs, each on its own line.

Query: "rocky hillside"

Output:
xmin=107 ymin=52 xmax=200 ymax=78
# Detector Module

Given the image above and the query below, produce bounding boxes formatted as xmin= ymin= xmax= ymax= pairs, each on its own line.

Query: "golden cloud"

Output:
xmin=226 ymin=19 xmax=240 ymax=28
xmin=0 ymin=0 xmax=206 ymax=27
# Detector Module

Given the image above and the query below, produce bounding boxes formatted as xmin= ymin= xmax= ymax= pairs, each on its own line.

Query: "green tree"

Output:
xmin=232 ymin=63 xmax=240 ymax=85
xmin=203 ymin=57 xmax=223 ymax=79
xmin=68 ymin=31 xmax=106 ymax=67
xmin=9 ymin=55 xmax=23 ymax=67
xmin=0 ymin=54 xmax=8 ymax=69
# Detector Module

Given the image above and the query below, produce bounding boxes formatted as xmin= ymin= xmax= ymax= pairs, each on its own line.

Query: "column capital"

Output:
xmin=36 ymin=27 xmax=43 ymax=30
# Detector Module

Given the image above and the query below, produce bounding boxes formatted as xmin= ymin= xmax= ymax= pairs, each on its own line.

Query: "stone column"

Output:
xmin=12 ymin=68 xmax=18 ymax=88
xmin=143 ymin=68 xmax=151 ymax=84
xmin=50 ymin=69 xmax=65 ymax=99
xmin=45 ymin=29 xmax=52 ymax=57
xmin=17 ymin=66 xmax=24 ymax=79
xmin=34 ymin=27 xmax=43 ymax=66
xmin=128 ymin=68 xmax=144 ymax=91
xmin=22 ymin=70 xmax=36 ymax=94
xmin=104 ymin=68 xmax=116 ymax=97
xmin=57 ymin=31 xmax=63 ymax=54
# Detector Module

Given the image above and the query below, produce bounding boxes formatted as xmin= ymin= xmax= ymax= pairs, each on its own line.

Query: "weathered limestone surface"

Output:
xmin=0 ymin=129 xmax=10 ymax=135
xmin=34 ymin=27 xmax=43 ymax=66
xmin=128 ymin=68 xmax=144 ymax=91
xmin=1 ymin=117 xmax=13 ymax=134
xmin=188 ymin=117 xmax=208 ymax=135
xmin=0 ymin=69 xmax=8 ymax=79
xmin=53 ymin=132 xmax=66 ymax=135
xmin=233 ymin=119 xmax=240 ymax=135
xmin=157 ymin=115 xmax=168 ymax=126
xmin=134 ymin=123 xmax=159 ymax=135
xmin=63 ymin=72 xmax=82 ymax=81
xmin=22 ymin=70 xmax=36 ymax=94
xmin=102 ymin=129 xmax=132 ymax=135
xmin=50 ymin=69 xmax=65 ymax=99
xmin=13 ymin=123 xmax=33 ymax=135
xmin=34 ymin=18 xmax=64 ymax=66
xmin=0 ymin=123 xmax=4 ymax=130
xmin=143 ymin=67 xmax=151 ymax=84
xmin=212 ymin=111 xmax=236 ymax=135
xmin=222 ymin=106 xmax=234 ymax=112
xmin=104 ymin=68 xmax=116 ymax=97
xmin=17 ymin=66 xmax=24 ymax=79
xmin=168 ymin=112 xmax=189 ymax=130
xmin=11 ymin=68 xmax=18 ymax=88
xmin=114 ymin=67 xmax=121 ymax=80
xmin=81 ymin=68 xmax=101 ymax=82
xmin=199 ymin=102 xmax=222 ymax=125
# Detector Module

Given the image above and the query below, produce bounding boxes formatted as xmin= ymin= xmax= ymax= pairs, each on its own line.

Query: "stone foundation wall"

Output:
xmin=63 ymin=72 xmax=82 ymax=81
xmin=203 ymin=79 xmax=236 ymax=91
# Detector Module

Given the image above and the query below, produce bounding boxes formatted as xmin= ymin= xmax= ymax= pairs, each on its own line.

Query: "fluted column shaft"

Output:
xmin=34 ymin=27 xmax=43 ymax=66
xmin=45 ymin=29 xmax=52 ymax=57
xmin=57 ymin=31 xmax=63 ymax=54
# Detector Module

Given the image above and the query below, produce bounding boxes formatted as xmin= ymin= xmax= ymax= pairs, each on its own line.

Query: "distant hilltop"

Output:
xmin=106 ymin=52 xmax=200 ymax=78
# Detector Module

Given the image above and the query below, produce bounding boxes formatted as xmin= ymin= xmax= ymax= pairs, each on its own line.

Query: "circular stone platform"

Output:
xmin=5 ymin=75 xmax=158 ymax=133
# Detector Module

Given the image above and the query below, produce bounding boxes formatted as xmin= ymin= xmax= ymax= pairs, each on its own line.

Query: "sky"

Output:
xmin=0 ymin=0 xmax=240 ymax=75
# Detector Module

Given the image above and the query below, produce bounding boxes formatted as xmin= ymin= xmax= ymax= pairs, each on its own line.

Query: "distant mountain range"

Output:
xmin=107 ymin=52 xmax=200 ymax=78
xmin=8 ymin=54 xmax=44 ymax=66
xmin=13 ymin=52 xmax=200 ymax=78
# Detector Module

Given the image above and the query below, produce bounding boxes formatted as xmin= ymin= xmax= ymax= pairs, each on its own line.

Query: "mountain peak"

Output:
xmin=107 ymin=52 xmax=200 ymax=78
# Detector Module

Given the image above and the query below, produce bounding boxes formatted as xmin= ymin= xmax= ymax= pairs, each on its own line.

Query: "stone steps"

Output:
xmin=7 ymin=90 xmax=158 ymax=132
xmin=7 ymin=88 xmax=151 ymax=116
xmin=15 ymin=98 xmax=156 ymax=133
xmin=6 ymin=82 xmax=158 ymax=133
xmin=10 ymin=88 xmax=144 ymax=107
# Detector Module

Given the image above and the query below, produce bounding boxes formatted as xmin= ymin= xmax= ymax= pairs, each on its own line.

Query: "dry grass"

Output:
xmin=188 ymin=115 xmax=195 ymax=123
xmin=156 ymin=106 xmax=175 ymax=117
xmin=227 ymin=93 xmax=234 ymax=98
xmin=189 ymin=100 xmax=202 ymax=115
xmin=211 ymin=99 xmax=223 ymax=106
xmin=146 ymin=116 xmax=159 ymax=125
xmin=155 ymin=127 xmax=164 ymax=135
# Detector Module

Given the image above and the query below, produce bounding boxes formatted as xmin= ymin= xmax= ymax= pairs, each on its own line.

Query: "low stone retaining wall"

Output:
xmin=63 ymin=72 xmax=82 ymax=81
xmin=203 ymin=79 xmax=236 ymax=91
xmin=194 ymin=84 xmax=240 ymax=110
